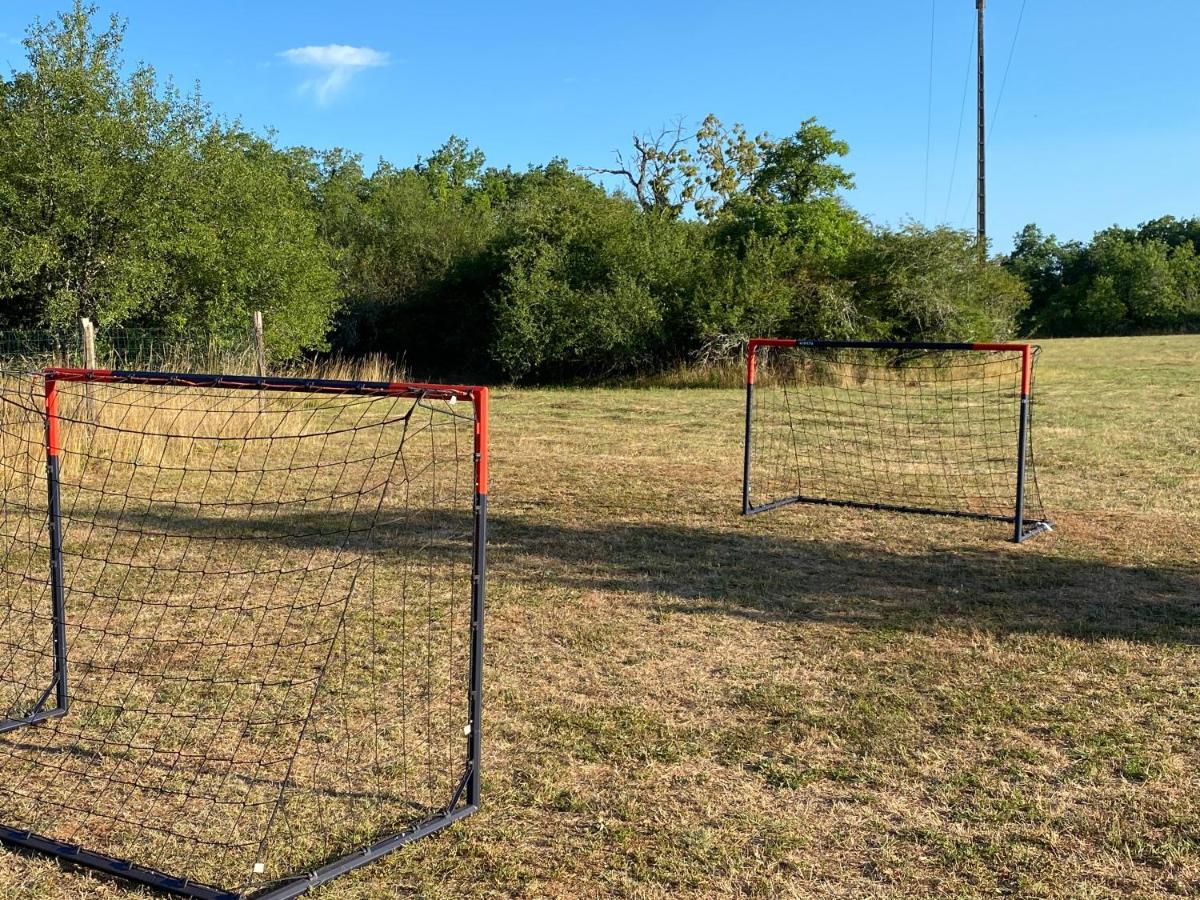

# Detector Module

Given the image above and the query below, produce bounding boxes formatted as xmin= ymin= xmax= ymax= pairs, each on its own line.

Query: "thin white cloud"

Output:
xmin=279 ymin=44 xmax=388 ymax=105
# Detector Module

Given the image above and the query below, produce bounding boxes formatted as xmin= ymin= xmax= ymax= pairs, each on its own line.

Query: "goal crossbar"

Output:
xmin=742 ymin=339 xmax=1051 ymax=542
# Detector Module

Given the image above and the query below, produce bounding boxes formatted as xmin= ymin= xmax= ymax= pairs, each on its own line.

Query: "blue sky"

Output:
xmin=2 ymin=1 xmax=1197 ymax=251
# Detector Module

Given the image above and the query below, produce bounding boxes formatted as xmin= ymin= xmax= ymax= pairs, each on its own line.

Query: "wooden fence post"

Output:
xmin=252 ymin=311 xmax=266 ymax=378
xmin=252 ymin=311 xmax=266 ymax=412
xmin=80 ymin=317 xmax=97 ymax=422
xmin=80 ymin=317 xmax=97 ymax=369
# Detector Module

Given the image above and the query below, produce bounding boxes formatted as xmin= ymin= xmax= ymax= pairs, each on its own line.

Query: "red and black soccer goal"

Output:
xmin=742 ymin=339 xmax=1051 ymax=542
xmin=0 ymin=367 xmax=488 ymax=898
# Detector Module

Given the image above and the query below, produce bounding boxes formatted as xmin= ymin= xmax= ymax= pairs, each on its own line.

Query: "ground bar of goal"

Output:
xmin=745 ymin=493 xmax=1052 ymax=528
xmin=251 ymin=805 xmax=478 ymax=900
xmin=0 ymin=805 xmax=477 ymax=900
xmin=0 ymin=707 xmax=67 ymax=735
xmin=0 ymin=826 xmax=238 ymax=900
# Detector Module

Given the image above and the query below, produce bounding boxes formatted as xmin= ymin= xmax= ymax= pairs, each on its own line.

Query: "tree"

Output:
xmin=1077 ymin=274 xmax=1126 ymax=334
xmin=0 ymin=4 xmax=194 ymax=327
xmin=152 ymin=127 xmax=339 ymax=359
xmin=702 ymin=118 xmax=859 ymax=259
xmin=1003 ymin=224 xmax=1083 ymax=331
xmin=415 ymin=135 xmax=487 ymax=203
xmin=584 ymin=113 xmax=854 ymax=222
xmin=748 ymin=119 xmax=854 ymax=205
xmin=1138 ymin=215 xmax=1200 ymax=254
xmin=0 ymin=3 xmax=338 ymax=355
xmin=691 ymin=115 xmax=769 ymax=219
xmin=488 ymin=163 xmax=679 ymax=379
xmin=579 ymin=119 xmax=700 ymax=218
xmin=311 ymin=137 xmax=502 ymax=367
xmin=1090 ymin=231 xmax=1182 ymax=330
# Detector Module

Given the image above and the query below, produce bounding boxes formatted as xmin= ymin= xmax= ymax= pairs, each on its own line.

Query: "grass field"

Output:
xmin=1 ymin=334 xmax=1198 ymax=898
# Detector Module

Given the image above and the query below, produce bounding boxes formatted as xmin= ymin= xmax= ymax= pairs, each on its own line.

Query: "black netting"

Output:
xmin=0 ymin=371 xmax=482 ymax=896
xmin=746 ymin=344 xmax=1048 ymax=537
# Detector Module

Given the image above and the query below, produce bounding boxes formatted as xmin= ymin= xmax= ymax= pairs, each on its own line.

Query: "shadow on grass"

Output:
xmin=75 ymin=503 xmax=1200 ymax=645
xmin=487 ymin=514 xmax=1200 ymax=646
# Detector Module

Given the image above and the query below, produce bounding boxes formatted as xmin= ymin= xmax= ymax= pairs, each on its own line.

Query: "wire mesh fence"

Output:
xmin=0 ymin=327 xmax=259 ymax=374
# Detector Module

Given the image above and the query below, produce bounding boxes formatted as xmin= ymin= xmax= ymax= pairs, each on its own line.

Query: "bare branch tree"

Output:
xmin=579 ymin=118 xmax=699 ymax=218
xmin=582 ymin=115 xmax=778 ymax=220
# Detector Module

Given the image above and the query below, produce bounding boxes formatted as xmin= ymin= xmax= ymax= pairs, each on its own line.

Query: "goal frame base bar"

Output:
xmin=0 ymin=803 xmax=477 ymax=900
xmin=742 ymin=338 xmax=1050 ymax=543
xmin=744 ymin=495 xmax=1054 ymax=543
xmin=0 ymin=706 xmax=67 ymax=735
xmin=0 ymin=367 xmax=489 ymax=899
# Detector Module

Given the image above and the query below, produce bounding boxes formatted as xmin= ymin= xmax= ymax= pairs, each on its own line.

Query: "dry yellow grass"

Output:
xmin=1 ymin=334 xmax=1199 ymax=898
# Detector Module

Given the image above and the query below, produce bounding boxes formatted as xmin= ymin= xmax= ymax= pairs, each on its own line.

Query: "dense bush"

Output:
xmin=1005 ymin=219 xmax=1200 ymax=337
xmin=849 ymin=225 xmax=1028 ymax=342
xmin=488 ymin=167 xmax=679 ymax=379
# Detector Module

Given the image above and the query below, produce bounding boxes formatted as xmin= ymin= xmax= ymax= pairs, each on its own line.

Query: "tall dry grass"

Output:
xmin=0 ymin=351 xmax=417 ymax=487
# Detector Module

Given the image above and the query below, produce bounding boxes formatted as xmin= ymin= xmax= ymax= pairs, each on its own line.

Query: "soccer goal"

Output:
xmin=742 ymin=339 xmax=1051 ymax=542
xmin=0 ymin=367 xmax=488 ymax=898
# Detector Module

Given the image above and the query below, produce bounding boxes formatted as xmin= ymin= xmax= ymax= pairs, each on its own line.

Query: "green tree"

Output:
xmin=701 ymin=118 xmax=861 ymax=266
xmin=1077 ymin=274 xmax=1126 ymax=334
xmin=1003 ymin=224 xmax=1083 ymax=332
xmin=1138 ymin=215 xmax=1200 ymax=254
xmin=748 ymin=119 xmax=854 ymax=205
xmin=152 ymin=128 xmax=339 ymax=358
xmin=1006 ymin=219 xmax=1200 ymax=337
xmin=0 ymin=3 xmax=338 ymax=355
xmin=1168 ymin=242 xmax=1200 ymax=328
xmin=691 ymin=115 xmax=769 ymax=219
xmin=1088 ymin=229 xmax=1183 ymax=331
xmin=675 ymin=116 xmax=865 ymax=347
xmin=0 ymin=5 xmax=194 ymax=327
xmin=415 ymin=135 xmax=487 ymax=203
xmin=584 ymin=114 xmax=853 ymax=224
xmin=312 ymin=137 xmax=501 ymax=369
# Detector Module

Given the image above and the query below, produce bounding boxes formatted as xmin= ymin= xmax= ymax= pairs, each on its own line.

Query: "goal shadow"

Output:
xmin=77 ymin=505 xmax=1200 ymax=645
xmin=485 ymin=514 xmax=1200 ymax=646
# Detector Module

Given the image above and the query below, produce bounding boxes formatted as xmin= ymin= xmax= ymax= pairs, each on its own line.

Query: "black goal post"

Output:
xmin=742 ymin=339 xmax=1051 ymax=542
xmin=0 ymin=367 xmax=488 ymax=899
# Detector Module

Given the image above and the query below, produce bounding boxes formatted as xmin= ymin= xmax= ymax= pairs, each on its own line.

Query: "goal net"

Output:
xmin=743 ymin=340 xmax=1050 ymax=542
xmin=0 ymin=368 xmax=487 ymax=899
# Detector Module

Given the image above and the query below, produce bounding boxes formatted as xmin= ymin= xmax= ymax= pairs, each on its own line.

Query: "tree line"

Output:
xmin=1 ymin=6 xmax=1195 ymax=382
xmin=1006 ymin=220 xmax=1200 ymax=336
